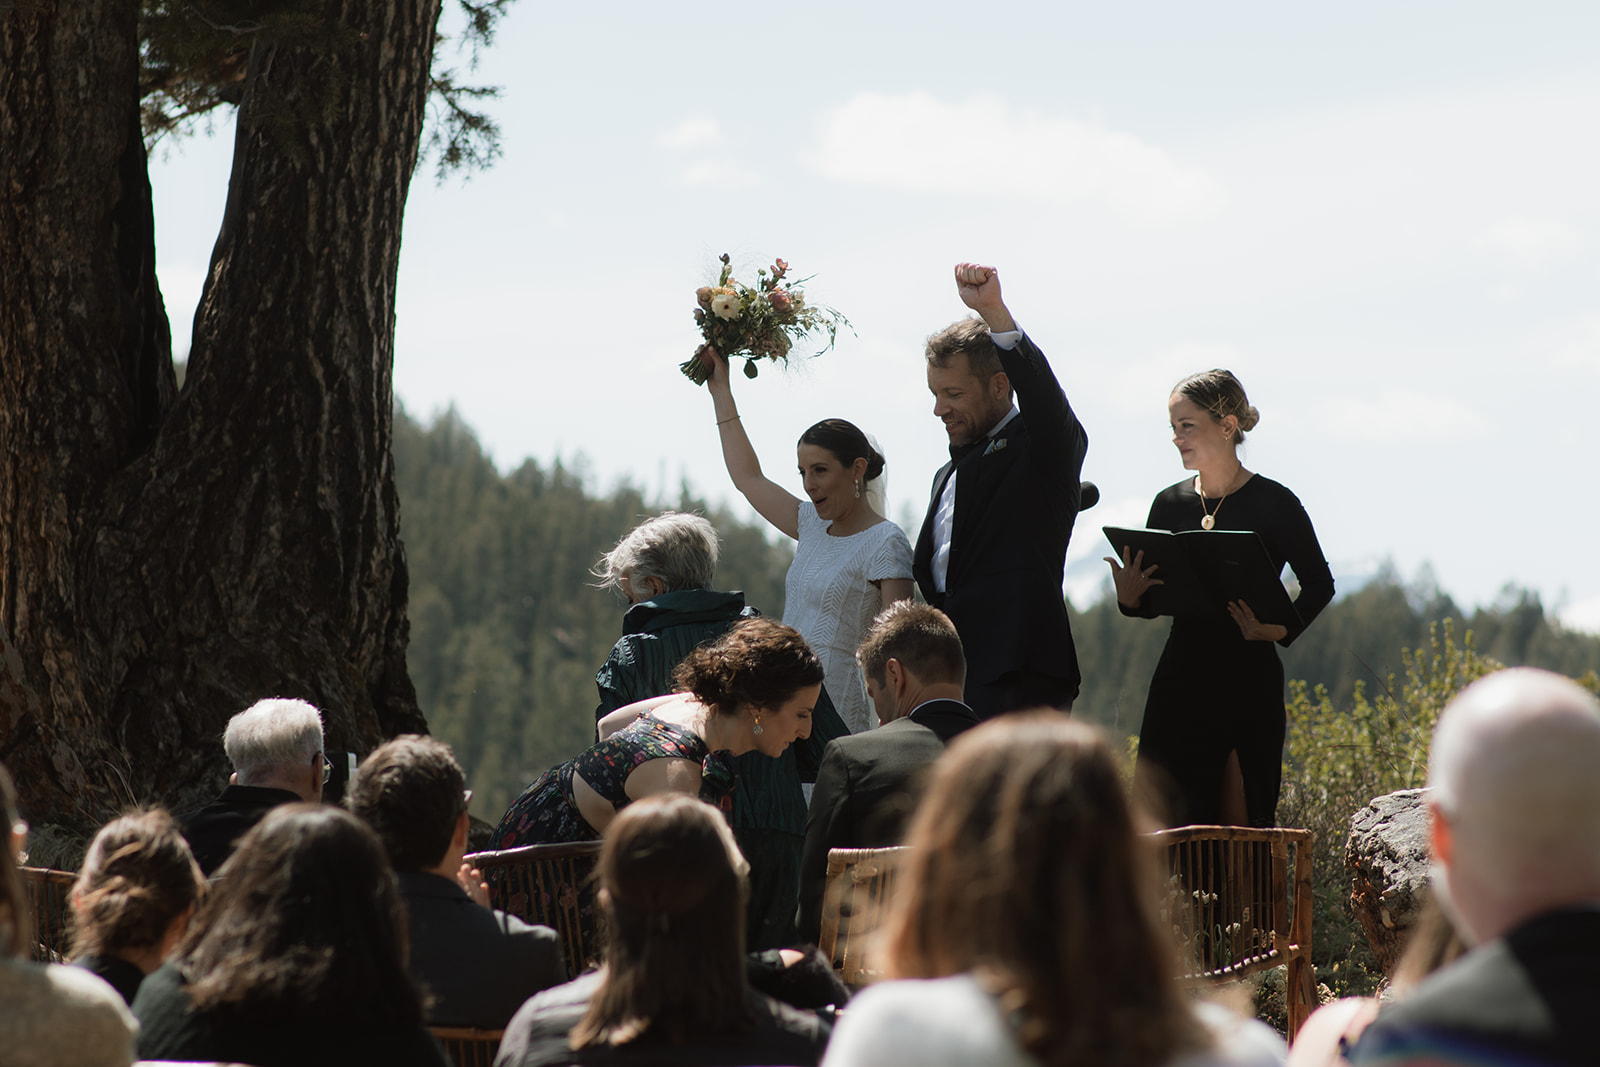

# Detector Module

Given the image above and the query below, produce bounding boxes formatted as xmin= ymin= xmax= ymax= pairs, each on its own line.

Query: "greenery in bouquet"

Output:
xmin=680 ymin=253 xmax=850 ymax=384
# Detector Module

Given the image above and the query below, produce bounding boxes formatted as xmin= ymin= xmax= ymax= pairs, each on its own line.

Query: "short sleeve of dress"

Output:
xmin=867 ymin=522 xmax=914 ymax=582
xmin=797 ymin=500 xmax=824 ymax=537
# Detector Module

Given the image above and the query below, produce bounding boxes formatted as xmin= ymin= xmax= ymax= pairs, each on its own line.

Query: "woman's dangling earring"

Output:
xmin=752 ymin=712 xmax=764 ymax=737
xmin=854 ymin=478 xmax=861 ymax=499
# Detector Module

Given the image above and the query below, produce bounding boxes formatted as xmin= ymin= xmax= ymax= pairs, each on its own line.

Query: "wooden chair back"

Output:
xmin=1151 ymin=826 xmax=1316 ymax=1038
xmin=429 ymin=1026 xmax=503 ymax=1067
xmin=816 ymin=846 xmax=904 ymax=987
xmin=468 ymin=841 xmax=603 ymax=979
xmin=19 ymin=866 xmax=76 ymax=962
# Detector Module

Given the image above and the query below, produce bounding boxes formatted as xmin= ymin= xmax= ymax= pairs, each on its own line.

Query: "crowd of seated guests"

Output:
xmin=3 ymin=663 xmax=1596 ymax=1066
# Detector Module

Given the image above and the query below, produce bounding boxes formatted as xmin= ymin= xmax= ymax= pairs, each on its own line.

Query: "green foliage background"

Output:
xmin=398 ymin=406 xmax=1600 ymax=984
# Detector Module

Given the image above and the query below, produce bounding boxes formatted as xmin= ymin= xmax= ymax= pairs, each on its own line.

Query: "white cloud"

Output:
xmin=1331 ymin=389 xmax=1488 ymax=441
xmin=676 ymin=159 xmax=761 ymax=188
xmin=659 ymin=117 xmax=722 ymax=149
xmin=809 ymin=92 xmax=1224 ymax=225
xmin=1478 ymin=218 xmax=1583 ymax=270
xmin=1548 ymin=315 xmax=1600 ymax=375
xmin=1559 ymin=596 xmax=1600 ymax=636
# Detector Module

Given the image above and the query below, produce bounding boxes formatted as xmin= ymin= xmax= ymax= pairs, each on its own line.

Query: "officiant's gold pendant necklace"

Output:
xmin=1195 ymin=473 xmax=1236 ymax=530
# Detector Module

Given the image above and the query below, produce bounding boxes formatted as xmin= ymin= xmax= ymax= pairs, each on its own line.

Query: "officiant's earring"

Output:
xmin=853 ymin=478 xmax=861 ymax=499
xmin=752 ymin=713 xmax=764 ymax=737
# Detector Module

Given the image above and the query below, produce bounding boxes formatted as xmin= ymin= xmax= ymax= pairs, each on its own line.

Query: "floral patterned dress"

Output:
xmin=491 ymin=713 xmax=738 ymax=850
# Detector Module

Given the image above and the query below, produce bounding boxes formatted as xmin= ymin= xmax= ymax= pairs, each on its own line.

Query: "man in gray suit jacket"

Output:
xmin=348 ymin=736 xmax=564 ymax=1028
xmin=797 ymin=603 xmax=979 ymax=944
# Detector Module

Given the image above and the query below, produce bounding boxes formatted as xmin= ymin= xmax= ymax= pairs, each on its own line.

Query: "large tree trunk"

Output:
xmin=0 ymin=0 xmax=435 ymax=828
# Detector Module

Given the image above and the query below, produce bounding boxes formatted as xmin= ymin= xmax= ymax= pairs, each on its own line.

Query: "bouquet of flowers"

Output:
xmin=680 ymin=253 xmax=850 ymax=384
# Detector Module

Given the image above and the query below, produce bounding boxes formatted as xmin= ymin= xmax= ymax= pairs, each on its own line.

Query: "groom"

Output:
xmin=912 ymin=263 xmax=1089 ymax=719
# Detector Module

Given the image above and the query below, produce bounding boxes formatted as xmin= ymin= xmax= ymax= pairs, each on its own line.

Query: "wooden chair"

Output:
xmin=816 ymin=846 xmax=904 ymax=987
xmin=19 ymin=866 xmax=76 ymax=962
xmin=1152 ymin=826 xmax=1316 ymax=1039
xmin=468 ymin=841 xmax=603 ymax=979
xmin=429 ymin=1026 xmax=503 ymax=1067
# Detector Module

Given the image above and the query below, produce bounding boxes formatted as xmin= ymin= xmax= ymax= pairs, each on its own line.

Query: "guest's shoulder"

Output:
xmin=1179 ymin=1000 xmax=1287 ymax=1067
xmin=0 ymin=958 xmax=138 ymax=1067
xmin=822 ymin=975 xmax=1031 ymax=1067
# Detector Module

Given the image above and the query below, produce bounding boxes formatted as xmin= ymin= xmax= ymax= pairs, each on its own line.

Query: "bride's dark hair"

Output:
xmin=798 ymin=419 xmax=884 ymax=482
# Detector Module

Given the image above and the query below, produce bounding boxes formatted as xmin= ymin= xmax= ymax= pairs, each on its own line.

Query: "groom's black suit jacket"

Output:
xmin=913 ymin=334 xmax=1088 ymax=707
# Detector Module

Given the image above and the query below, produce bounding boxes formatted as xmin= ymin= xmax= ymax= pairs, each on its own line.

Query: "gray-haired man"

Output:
xmin=179 ymin=697 xmax=327 ymax=875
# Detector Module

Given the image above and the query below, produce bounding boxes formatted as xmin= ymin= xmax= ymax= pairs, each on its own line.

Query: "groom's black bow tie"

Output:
xmin=949 ymin=440 xmax=982 ymax=464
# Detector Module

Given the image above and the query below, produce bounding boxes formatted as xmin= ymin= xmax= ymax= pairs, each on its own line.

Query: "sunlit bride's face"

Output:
xmin=797 ymin=444 xmax=865 ymax=522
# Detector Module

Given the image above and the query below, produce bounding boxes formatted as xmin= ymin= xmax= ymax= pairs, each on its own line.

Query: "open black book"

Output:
xmin=1102 ymin=526 xmax=1303 ymax=628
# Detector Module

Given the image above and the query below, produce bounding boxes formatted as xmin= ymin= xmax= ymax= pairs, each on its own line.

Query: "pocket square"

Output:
xmin=983 ymin=437 xmax=1009 ymax=457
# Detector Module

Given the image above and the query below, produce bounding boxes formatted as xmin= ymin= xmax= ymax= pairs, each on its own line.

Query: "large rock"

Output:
xmin=1346 ymin=788 xmax=1433 ymax=974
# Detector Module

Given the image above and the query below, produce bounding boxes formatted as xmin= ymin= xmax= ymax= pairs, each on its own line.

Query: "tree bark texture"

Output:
xmin=0 ymin=0 xmax=436 ymax=827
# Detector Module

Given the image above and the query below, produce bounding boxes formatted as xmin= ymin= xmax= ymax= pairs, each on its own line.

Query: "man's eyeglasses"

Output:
xmin=315 ymin=751 xmax=332 ymax=784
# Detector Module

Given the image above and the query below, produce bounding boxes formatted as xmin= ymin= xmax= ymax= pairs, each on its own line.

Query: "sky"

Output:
xmin=147 ymin=1 xmax=1600 ymax=631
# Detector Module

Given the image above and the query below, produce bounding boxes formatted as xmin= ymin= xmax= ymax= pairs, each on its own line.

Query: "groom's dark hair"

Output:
xmin=926 ymin=317 xmax=1003 ymax=383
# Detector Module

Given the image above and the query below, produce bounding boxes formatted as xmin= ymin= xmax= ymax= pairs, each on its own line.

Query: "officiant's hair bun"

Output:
xmin=800 ymin=419 xmax=886 ymax=482
xmin=1173 ymin=369 xmax=1259 ymax=444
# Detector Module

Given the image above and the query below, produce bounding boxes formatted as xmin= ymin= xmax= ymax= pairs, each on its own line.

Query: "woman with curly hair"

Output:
xmin=492 ymin=618 xmax=823 ymax=849
xmin=821 ymin=715 xmax=1286 ymax=1067
xmin=131 ymin=803 xmax=446 ymax=1067
xmin=69 ymin=809 xmax=205 ymax=1005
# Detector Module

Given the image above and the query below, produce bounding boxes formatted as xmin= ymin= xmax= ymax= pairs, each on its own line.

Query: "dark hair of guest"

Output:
xmin=672 ymin=618 xmax=823 ymax=714
xmin=798 ymin=419 xmax=885 ymax=482
xmin=174 ymin=803 xmax=424 ymax=1026
xmin=69 ymin=809 xmax=204 ymax=959
xmin=0 ymin=763 xmax=29 ymax=958
xmin=882 ymin=714 xmax=1211 ymax=1067
xmin=346 ymin=735 xmax=467 ymax=873
xmin=571 ymin=794 xmax=751 ymax=1048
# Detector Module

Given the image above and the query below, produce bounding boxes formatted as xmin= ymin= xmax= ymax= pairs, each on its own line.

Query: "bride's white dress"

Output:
xmin=782 ymin=502 xmax=915 ymax=735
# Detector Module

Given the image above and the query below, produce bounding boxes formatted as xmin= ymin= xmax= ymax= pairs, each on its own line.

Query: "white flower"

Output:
xmin=710 ymin=289 xmax=741 ymax=321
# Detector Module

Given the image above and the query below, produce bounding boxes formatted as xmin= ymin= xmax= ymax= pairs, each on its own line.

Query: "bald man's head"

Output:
xmin=1428 ymin=668 xmax=1600 ymax=944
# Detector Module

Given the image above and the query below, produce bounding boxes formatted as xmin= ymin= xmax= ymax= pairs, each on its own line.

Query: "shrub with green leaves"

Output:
xmin=1277 ymin=620 xmax=1500 ymax=996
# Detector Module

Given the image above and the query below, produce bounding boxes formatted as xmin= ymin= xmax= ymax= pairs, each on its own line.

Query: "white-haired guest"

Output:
xmin=179 ymin=697 xmax=328 ymax=875
xmin=592 ymin=511 xmax=757 ymax=720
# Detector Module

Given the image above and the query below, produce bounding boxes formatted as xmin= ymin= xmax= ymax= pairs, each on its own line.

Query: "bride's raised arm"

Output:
xmin=702 ymin=344 xmax=802 ymax=540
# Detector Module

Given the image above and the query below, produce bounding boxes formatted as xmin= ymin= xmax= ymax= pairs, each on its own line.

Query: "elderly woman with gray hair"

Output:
xmin=587 ymin=511 xmax=850 ymax=950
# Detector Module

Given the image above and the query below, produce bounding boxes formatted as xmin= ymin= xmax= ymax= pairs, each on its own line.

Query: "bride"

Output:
xmin=702 ymin=344 xmax=914 ymax=735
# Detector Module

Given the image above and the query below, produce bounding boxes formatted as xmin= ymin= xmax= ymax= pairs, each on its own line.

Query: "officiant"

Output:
xmin=1106 ymin=369 xmax=1334 ymax=828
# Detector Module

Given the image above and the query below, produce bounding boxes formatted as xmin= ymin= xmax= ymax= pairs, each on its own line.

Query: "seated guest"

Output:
xmin=821 ymin=716 xmax=1285 ymax=1067
xmin=70 ymin=809 xmax=205 ymax=1005
xmin=0 ymin=763 xmax=139 ymax=1067
xmin=347 ymin=735 xmax=564 ymax=1027
xmin=179 ymin=697 xmax=328 ymax=875
xmin=495 ymin=794 xmax=831 ymax=1067
xmin=593 ymin=511 xmax=757 ymax=719
xmin=132 ymin=804 xmax=447 ymax=1067
xmin=1349 ymin=669 xmax=1600 ymax=1067
xmin=797 ymin=602 xmax=977 ymax=943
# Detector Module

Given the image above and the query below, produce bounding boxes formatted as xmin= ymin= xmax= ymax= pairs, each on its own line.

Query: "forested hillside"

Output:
xmin=396 ymin=408 xmax=1600 ymax=824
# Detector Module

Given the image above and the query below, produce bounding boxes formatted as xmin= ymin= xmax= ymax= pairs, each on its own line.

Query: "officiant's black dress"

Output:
xmin=1124 ymin=474 xmax=1334 ymax=827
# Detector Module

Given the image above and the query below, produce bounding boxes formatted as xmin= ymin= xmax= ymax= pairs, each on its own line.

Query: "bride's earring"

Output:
xmin=854 ymin=478 xmax=861 ymax=499
xmin=752 ymin=713 xmax=764 ymax=737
